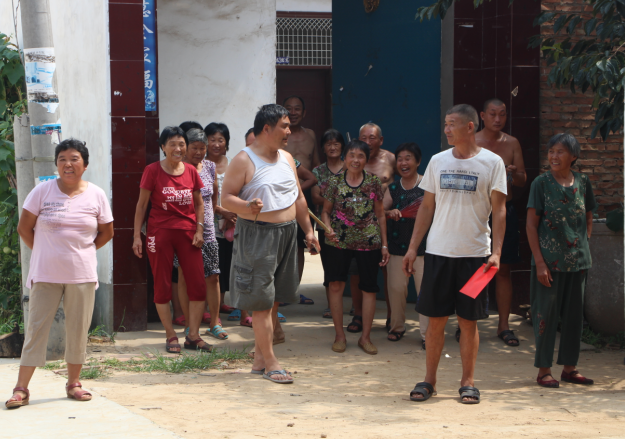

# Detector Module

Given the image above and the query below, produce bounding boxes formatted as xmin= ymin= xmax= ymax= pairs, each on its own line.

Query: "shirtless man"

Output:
xmin=283 ymin=96 xmax=320 ymax=171
xmin=346 ymin=123 xmax=397 ymax=334
xmin=221 ymin=104 xmax=319 ymax=384
xmin=475 ymin=98 xmax=526 ymax=347
xmin=283 ymin=96 xmax=320 ymax=290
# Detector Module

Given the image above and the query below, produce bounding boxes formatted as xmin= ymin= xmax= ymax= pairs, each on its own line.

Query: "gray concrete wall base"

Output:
xmin=585 ymin=222 xmax=625 ymax=336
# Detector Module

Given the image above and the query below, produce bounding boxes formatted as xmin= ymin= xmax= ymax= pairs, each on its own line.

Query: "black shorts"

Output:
xmin=318 ymin=229 xmax=330 ymax=287
xmin=324 ymin=245 xmax=381 ymax=293
xmin=171 ymin=265 xmax=179 ymax=283
xmin=500 ymin=201 xmax=521 ymax=264
xmin=417 ymin=253 xmax=489 ymax=321
xmin=217 ymin=237 xmax=233 ymax=293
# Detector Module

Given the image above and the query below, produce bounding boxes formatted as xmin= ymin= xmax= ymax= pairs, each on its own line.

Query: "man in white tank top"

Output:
xmin=222 ymin=104 xmax=319 ymax=384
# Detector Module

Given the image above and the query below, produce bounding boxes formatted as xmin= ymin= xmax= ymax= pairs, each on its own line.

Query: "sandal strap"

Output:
xmin=166 ymin=336 xmax=179 ymax=344
xmin=12 ymin=387 xmax=29 ymax=398
xmin=411 ymin=381 xmax=434 ymax=396
xmin=265 ymin=369 xmax=289 ymax=377
xmin=66 ymin=382 xmax=83 ymax=391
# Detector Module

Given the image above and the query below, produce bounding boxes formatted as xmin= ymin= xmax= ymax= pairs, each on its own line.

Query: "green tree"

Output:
xmin=416 ymin=0 xmax=624 ymax=140
xmin=0 ymin=32 xmax=26 ymax=333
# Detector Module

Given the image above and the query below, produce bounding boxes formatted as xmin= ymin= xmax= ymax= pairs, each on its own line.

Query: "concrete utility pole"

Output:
xmin=19 ymin=0 xmax=65 ymax=360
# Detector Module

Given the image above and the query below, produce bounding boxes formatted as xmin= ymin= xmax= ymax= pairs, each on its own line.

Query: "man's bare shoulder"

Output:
xmin=303 ymin=127 xmax=316 ymax=139
xmin=229 ymin=149 xmax=253 ymax=168
xmin=380 ymin=148 xmax=395 ymax=160
xmin=503 ymin=132 xmax=521 ymax=149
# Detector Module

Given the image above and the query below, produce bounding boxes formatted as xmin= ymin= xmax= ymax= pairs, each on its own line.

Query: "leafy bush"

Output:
xmin=0 ymin=33 xmax=26 ymax=334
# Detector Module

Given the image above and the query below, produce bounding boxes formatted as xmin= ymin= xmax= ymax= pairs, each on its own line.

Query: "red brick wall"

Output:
xmin=540 ymin=0 xmax=623 ymax=217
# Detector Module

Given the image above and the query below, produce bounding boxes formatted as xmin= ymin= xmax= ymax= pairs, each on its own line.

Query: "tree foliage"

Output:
xmin=0 ymin=33 xmax=26 ymax=332
xmin=416 ymin=0 xmax=624 ymax=140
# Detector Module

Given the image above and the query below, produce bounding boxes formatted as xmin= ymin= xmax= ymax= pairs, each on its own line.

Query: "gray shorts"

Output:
xmin=229 ymin=219 xmax=299 ymax=311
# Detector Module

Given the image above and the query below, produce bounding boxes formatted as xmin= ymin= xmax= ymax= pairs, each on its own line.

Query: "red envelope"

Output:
xmin=460 ymin=264 xmax=498 ymax=299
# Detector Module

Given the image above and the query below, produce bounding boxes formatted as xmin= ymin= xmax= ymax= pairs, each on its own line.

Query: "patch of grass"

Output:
xmin=87 ymin=310 xmax=126 ymax=343
xmin=37 ymin=348 xmax=251 ymax=380
xmin=41 ymin=360 xmax=65 ymax=370
xmin=582 ymin=328 xmax=625 ymax=349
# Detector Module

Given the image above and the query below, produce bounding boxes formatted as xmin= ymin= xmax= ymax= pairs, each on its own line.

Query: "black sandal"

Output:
xmin=387 ymin=330 xmax=405 ymax=342
xmin=498 ymin=329 xmax=520 ymax=347
xmin=455 ymin=327 xmax=461 ymax=343
xmin=410 ymin=382 xmax=436 ymax=401
xmin=385 ymin=318 xmax=391 ymax=332
xmin=459 ymin=386 xmax=481 ymax=404
xmin=346 ymin=315 xmax=363 ymax=333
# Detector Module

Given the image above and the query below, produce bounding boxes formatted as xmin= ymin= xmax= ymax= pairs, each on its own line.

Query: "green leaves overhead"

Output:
xmin=415 ymin=0 xmax=624 ymax=140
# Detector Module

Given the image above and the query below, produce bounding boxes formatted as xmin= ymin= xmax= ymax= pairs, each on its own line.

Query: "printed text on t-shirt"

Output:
xmin=162 ymin=187 xmax=192 ymax=205
xmin=440 ymin=173 xmax=478 ymax=193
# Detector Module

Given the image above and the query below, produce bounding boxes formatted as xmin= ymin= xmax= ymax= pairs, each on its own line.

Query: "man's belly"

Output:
xmin=238 ymin=203 xmax=297 ymax=224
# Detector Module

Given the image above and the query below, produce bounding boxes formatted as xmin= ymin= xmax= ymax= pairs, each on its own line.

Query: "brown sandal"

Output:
xmin=165 ymin=336 xmax=181 ymax=354
xmin=184 ymin=335 xmax=213 ymax=352
xmin=5 ymin=387 xmax=29 ymax=409
xmin=66 ymin=382 xmax=92 ymax=401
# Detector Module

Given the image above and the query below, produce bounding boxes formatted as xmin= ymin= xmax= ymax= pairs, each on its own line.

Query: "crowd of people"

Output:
xmin=6 ymin=97 xmax=597 ymax=407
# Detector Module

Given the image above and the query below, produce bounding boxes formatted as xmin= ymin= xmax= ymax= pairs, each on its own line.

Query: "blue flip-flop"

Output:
xmin=299 ymin=294 xmax=314 ymax=305
xmin=206 ymin=325 xmax=229 ymax=340
xmin=228 ymin=309 xmax=241 ymax=321
xmin=278 ymin=312 xmax=286 ymax=323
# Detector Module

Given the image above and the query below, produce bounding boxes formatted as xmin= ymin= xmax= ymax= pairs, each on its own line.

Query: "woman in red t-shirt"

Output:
xmin=133 ymin=126 xmax=212 ymax=353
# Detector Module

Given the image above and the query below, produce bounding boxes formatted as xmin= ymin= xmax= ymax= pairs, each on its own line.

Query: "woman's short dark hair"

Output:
xmin=547 ymin=133 xmax=581 ymax=165
xmin=204 ymin=122 xmax=231 ymax=151
xmin=159 ymin=126 xmax=188 ymax=149
xmin=320 ymin=129 xmax=345 ymax=154
xmin=394 ymin=142 xmax=422 ymax=163
xmin=245 ymin=127 xmax=254 ymax=141
xmin=253 ymin=104 xmax=289 ymax=136
xmin=344 ymin=139 xmax=370 ymax=162
xmin=55 ymin=138 xmax=89 ymax=166
xmin=179 ymin=121 xmax=203 ymax=132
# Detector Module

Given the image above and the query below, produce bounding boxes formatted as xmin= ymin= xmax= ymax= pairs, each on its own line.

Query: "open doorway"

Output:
xmin=275 ymin=12 xmax=332 ymax=160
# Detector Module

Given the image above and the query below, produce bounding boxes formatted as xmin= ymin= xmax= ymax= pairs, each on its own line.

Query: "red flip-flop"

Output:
xmin=240 ymin=316 xmax=253 ymax=327
xmin=172 ymin=315 xmax=186 ymax=326
xmin=201 ymin=313 xmax=222 ymax=325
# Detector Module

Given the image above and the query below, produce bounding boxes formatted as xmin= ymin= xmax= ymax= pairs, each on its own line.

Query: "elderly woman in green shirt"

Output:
xmin=526 ymin=133 xmax=596 ymax=389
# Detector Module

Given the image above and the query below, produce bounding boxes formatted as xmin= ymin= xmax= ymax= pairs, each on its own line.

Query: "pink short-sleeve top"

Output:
xmin=23 ymin=180 xmax=114 ymax=288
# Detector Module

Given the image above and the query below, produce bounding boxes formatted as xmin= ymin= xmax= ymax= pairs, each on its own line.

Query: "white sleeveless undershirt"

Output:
xmin=239 ymin=147 xmax=298 ymax=213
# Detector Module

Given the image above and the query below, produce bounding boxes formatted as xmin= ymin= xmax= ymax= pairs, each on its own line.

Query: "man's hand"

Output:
xmin=304 ymin=232 xmax=320 ymax=255
xmin=484 ymin=253 xmax=500 ymax=272
xmin=386 ymin=209 xmax=402 ymax=221
xmin=402 ymin=249 xmax=417 ymax=277
xmin=380 ymin=247 xmax=390 ymax=267
xmin=536 ymin=261 xmax=553 ymax=287
xmin=132 ymin=236 xmax=143 ymax=258
xmin=246 ymin=198 xmax=263 ymax=215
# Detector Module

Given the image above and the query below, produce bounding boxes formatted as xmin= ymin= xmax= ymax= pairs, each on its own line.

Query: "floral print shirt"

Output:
xmin=322 ymin=171 xmax=384 ymax=251
xmin=199 ymin=159 xmax=217 ymax=243
xmin=527 ymin=171 xmax=596 ymax=272
xmin=313 ymin=162 xmax=345 ymax=220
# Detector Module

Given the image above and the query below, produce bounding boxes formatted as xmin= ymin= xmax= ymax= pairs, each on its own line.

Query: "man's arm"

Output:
xmin=297 ymin=165 xmax=318 ymax=191
xmin=401 ymin=191 xmax=435 ymax=276
xmin=387 ymin=150 xmax=398 ymax=176
xmin=508 ymin=138 xmax=527 ymax=187
xmin=307 ymin=129 xmax=320 ymax=169
xmin=486 ymin=190 xmax=507 ymax=271
xmin=221 ymin=152 xmax=263 ymax=215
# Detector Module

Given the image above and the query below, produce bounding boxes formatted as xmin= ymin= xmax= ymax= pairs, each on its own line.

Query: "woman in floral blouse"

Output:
xmin=321 ymin=139 xmax=389 ymax=355
xmin=312 ymin=129 xmax=345 ymax=319
xmin=527 ymin=133 xmax=596 ymax=388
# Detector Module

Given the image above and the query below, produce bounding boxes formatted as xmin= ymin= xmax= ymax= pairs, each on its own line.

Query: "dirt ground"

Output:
xmin=87 ymin=254 xmax=625 ymax=439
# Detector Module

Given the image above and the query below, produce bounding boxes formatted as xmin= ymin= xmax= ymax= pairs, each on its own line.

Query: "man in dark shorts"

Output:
xmin=403 ymin=104 xmax=507 ymax=404
xmin=283 ymin=96 xmax=319 ymax=291
xmin=476 ymin=98 xmax=526 ymax=346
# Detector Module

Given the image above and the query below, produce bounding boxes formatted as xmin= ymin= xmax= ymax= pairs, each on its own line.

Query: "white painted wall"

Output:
xmin=48 ymin=0 xmax=113 ymax=325
xmin=0 ymin=1 xmax=23 ymax=47
xmin=277 ymin=0 xmax=331 ymax=12
xmin=158 ymin=0 xmax=277 ymax=157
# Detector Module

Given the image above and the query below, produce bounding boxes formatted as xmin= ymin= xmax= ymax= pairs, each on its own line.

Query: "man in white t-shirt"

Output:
xmin=402 ymin=104 xmax=507 ymax=404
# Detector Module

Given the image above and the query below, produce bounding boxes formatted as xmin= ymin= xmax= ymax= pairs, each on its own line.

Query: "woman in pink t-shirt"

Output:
xmin=6 ymin=139 xmax=114 ymax=409
xmin=132 ymin=126 xmax=212 ymax=354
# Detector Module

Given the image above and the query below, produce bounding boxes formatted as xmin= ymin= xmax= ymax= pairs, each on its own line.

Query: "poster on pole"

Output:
xmin=143 ymin=0 xmax=157 ymax=112
xmin=24 ymin=48 xmax=59 ymax=113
